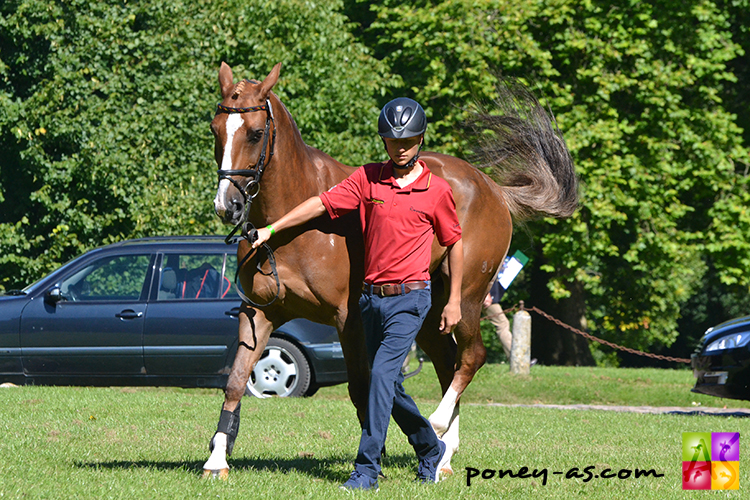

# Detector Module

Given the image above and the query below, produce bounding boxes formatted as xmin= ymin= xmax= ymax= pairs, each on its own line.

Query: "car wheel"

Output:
xmin=245 ymin=337 xmax=311 ymax=398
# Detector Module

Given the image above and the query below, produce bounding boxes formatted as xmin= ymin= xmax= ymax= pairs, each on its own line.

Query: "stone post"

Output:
xmin=510 ymin=301 xmax=531 ymax=375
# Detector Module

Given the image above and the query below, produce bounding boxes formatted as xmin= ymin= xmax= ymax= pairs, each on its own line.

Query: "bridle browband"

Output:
xmin=214 ymin=82 xmax=280 ymax=308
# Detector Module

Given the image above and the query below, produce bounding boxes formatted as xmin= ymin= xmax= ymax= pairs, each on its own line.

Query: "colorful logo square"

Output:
xmin=682 ymin=432 xmax=740 ymax=490
xmin=682 ymin=432 xmax=711 ymax=462
xmin=712 ymin=432 xmax=740 ymax=461
xmin=712 ymin=461 xmax=739 ymax=490
xmin=682 ymin=461 xmax=711 ymax=490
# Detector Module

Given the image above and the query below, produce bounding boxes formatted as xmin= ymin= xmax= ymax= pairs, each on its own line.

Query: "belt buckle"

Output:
xmin=381 ymin=284 xmax=401 ymax=297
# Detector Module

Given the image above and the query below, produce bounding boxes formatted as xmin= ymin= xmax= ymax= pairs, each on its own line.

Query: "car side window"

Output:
xmin=60 ymin=254 xmax=151 ymax=302
xmin=223 ymin=254 xmax=240 ymax=300
xmin=158 ymin=253 xmax=236 ymax=300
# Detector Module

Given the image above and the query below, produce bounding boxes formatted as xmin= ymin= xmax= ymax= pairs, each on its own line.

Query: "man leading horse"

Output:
xmin=251 ymin=98 xmax=460 ymax=489
xmin=204 ymin=62 xmax=577 ymax=484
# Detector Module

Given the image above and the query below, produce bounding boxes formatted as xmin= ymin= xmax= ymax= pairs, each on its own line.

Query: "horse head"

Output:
xmin=212 ymin=62 xmax=281 ymax=225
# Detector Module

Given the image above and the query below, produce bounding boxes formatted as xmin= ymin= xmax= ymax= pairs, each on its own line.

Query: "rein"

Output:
xmin=215 ymin=88 xmax=280 ymax=308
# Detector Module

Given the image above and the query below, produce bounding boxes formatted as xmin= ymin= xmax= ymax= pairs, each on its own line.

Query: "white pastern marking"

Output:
xmin=429 ymin=386 xmax=459 ymax=436
xmin=214 ymin=113 xmax=244 ymax=213
xmin=438 ymin=414 xmax=459 ymax=480
xmin=204 ymin=432 xmax=229 ymax=471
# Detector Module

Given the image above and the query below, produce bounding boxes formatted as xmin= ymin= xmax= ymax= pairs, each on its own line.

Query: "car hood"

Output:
xmin=698 ymin=315 xmax=750 ymax=349
xmin=0 ymin=292 xmax=27 ymax=301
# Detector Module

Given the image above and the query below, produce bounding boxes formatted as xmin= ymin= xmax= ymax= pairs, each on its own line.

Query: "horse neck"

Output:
xmin=248 ymin=101 xmax=321 ymax=222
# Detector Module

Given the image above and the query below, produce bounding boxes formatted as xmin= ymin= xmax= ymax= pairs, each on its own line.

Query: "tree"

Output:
xmin=351 ymin=0 xmax=750 ymax=364
xmin=0 ymin=0 xmax=393 ymax=290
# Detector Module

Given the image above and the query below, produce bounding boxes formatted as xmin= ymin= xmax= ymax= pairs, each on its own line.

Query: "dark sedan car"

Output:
xmin=0 ymin=236 xmax=346 ymax=397
xmin=691 ymin=315 xmax=750 ymax=401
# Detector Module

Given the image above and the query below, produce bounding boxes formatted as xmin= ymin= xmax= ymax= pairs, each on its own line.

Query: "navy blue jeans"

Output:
xmin=354 ymin=285 xmax=442 ymax=479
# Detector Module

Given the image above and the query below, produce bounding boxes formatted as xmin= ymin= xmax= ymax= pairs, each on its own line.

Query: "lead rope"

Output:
xmin=229 ymin=224 xmax=280 ymax=309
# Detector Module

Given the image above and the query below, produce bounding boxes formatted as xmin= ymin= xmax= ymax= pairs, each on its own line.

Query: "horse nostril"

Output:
xmin=231 ymin=200 xmax=244 ymax=218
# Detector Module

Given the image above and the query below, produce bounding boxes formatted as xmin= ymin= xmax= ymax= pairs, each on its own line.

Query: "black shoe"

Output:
xmin=416 ymin=439 xmax=447 ymax=484
xmin=340 ymin=470 xmax=379 ymax=492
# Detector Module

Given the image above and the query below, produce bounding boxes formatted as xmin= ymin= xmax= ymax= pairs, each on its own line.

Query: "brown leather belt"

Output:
xmin=362 ymin=281 xmax=429 ymax=297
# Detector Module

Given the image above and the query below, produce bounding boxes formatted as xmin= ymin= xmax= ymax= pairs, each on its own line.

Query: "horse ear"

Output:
xmin=259 ymin=63 xmax=282 ymax=98
xmin=219 ymin=62 xmax=235 ymax=99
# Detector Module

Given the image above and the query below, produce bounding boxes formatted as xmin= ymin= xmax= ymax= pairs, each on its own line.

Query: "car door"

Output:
xmin=142 ymin=252 xmax=240 ymax=376
xmin=19 ymin=253 xmax=153 ymax=377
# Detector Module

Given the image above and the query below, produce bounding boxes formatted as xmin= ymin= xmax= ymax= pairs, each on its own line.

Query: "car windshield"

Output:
xmin=21 ymin=251 xmax=92 ymax=294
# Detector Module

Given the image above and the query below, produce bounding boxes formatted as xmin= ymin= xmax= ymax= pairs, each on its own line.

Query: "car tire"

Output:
xmin=245 ymin=337 xmax=311 ymax=398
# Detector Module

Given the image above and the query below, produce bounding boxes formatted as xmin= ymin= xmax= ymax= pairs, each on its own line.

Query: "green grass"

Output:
xmin=322 ymin=361 xmax=749 ymax=409
xmin=1 ymin=364 xmax=748 ymax=499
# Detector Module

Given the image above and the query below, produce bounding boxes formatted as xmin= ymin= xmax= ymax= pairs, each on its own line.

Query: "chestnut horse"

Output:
xmin=203 ymin=62 xmax=577 ymax=479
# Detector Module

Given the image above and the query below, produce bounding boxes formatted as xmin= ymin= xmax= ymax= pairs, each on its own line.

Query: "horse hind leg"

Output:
xmin=203 ymin=305 xmax=274 ymax=479
xmin=416 ymin=311 xmax=460 ymax=479
xmin=420 ymin=306 xmax=487 ymax=479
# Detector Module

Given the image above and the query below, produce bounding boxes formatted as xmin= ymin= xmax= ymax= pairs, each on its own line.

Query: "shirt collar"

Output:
xmin=378 ymin=159 xmax=432 ymax=192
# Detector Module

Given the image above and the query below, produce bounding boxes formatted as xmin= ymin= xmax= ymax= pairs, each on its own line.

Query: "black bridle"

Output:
xmin=214 ymin=89 xmax=280 ymax=308
xmin=215 ymin=95 xmax=276 ymax=224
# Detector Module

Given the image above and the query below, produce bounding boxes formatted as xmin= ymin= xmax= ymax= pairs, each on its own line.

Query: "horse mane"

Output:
xmin=467 ymin=79 xmax=579 ymax=221
xmin=231 ymin=79 xmax=261 ymax=99
xmin=232 ymin=80 xmax=247 ymax=98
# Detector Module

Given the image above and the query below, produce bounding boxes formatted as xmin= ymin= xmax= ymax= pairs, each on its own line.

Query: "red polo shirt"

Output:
xmin=320 ymin=160 xmax=462 ymax=284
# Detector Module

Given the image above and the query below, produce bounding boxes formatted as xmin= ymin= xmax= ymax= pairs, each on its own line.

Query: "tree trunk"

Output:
xmin=529 ymin=262 xmax=595 ymax=366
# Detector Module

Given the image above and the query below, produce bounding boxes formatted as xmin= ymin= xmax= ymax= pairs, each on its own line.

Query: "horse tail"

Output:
xmin=469 ymin=79 xmax=579 ymax=221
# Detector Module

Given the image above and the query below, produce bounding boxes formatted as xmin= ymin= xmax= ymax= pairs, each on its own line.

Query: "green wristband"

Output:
xmin=266 ymin=224 xmax=276 ymax=235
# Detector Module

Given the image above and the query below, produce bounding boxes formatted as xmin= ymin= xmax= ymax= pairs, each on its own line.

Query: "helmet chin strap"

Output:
xmin=390 ymin=142 xmax=423 ymax=170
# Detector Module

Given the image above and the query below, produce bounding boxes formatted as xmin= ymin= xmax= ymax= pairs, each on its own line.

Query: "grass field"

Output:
xmin=1 ymin=363 xmax=748 ymax=499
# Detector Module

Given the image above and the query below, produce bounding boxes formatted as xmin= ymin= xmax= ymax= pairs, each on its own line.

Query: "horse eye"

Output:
xmin=247 ymin=129 xmax=264 ymax=144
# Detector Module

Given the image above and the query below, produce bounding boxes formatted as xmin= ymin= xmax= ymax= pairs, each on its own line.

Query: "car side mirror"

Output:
xmin=46 ymin=286 xmax=63 ymax=305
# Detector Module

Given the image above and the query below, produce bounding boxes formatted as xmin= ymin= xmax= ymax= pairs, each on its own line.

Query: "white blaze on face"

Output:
xmin=214 ymin=113 xmax=245 ymax=215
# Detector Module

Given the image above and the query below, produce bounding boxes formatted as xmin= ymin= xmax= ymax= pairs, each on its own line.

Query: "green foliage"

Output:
xmin=0 ymin=0 xmax=392 ymax=290
xmin=355 ymin=0 xmax=750 ymax=355
xmin=3 ymin=0 xmax=750 ymax=364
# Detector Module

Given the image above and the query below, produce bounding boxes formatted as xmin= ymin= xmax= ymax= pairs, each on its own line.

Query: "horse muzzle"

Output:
xmin=214 ymin=196 xmax=244 ymax=225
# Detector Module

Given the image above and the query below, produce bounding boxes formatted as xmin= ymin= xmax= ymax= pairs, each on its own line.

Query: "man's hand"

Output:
xmin=252 ymin=226 xmax=273 ymax=249
xmin=439 ymin=301 xmax=462 ymax=334
xmin=483 ymin=293 xmax=492 ymax=309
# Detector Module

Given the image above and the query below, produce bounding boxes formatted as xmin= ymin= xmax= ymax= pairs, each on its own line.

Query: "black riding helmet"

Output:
xmin=378 ymin=97 xmax=427 ymax=139
xmin=378 ymin=98 xmax=426 ymax=169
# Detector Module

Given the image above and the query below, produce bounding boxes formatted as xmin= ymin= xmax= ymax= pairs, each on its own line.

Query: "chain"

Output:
xmin=481 ymin=301 xmax=691 ymax=364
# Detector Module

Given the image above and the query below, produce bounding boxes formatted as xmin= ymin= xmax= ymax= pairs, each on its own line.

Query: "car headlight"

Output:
xmin=705 ymin=332 xmax=750 ymax=352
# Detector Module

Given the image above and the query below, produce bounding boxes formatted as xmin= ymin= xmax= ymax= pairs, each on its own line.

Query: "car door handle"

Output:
xmin=225 ymin=307 xmax=241 ymax=318
xmin=116 ymin=309 xmax=144 ymax=320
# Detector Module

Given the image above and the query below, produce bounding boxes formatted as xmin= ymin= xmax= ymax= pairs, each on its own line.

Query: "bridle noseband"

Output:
xmin=214 ymin=84 xmax=280 ymax=308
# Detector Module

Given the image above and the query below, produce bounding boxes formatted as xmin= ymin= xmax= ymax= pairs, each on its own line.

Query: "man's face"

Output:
xmin=384 ymin=135 xmax=423 ymax=167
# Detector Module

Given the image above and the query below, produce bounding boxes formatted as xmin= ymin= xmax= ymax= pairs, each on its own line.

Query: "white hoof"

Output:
xmin=439 ymin=463 xmax=454 ymax=479
xmin=203 ymin=433 xmax=229 ymax=480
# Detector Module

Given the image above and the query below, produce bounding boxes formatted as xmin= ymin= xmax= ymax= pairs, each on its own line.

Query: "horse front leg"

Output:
xmin=203 ymin=304 xmax=274 ymax=479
